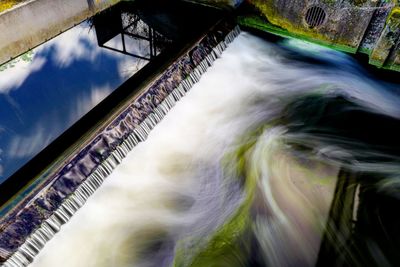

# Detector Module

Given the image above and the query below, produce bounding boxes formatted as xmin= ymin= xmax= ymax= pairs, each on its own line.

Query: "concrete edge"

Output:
xmin=0 ymin=0 xmax=122 ymax=66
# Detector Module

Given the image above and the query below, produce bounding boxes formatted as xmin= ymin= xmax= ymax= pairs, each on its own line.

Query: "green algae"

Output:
xmin=241 ymin=0 xmax=400 ymax=72
xmin=247 ymin=0 xmax=358 ymax=51
xmin=389 ymin=6 xmax=400 ymax=20
xmin=238 ymin=15 xmax=357 ymax=53
xmin=171 ymin=119 xmax=340 ymax=266
xmin=172 ymin=132 xmax=260 ymax=267
xmin=369 ymin=6 xmax=400 ymax=68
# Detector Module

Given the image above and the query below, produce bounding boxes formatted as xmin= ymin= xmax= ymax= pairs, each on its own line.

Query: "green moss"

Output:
xmin=389 ymin=7 xmax=400 ymax=19
xmin=238 ymin=15 xmax=357 ymax=53
xmin=369 ymin=58 xmax=386 ymax=68
xmin=369 ymin=6 xmax=400 ymax=69
xmin=387 ymin=63 xmax=400 ymax=72
xmin=172 ymin=134 xmax=260 ymax=267
xmin=247 ymin=0 xmax=358 ymax=51
xmin=243 ymin=0 xmax=399 ymax=72
xmin=358 ymin=47 xmax=372 ymax=56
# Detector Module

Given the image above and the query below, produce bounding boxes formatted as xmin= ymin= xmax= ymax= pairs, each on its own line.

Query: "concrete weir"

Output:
xmin=0 ymin=0 xmax=120 ymax=65
xmin=0 ymin=1 xmax=240 ymax=266
xmin=0 ymin=0 xmax=397 ymax=266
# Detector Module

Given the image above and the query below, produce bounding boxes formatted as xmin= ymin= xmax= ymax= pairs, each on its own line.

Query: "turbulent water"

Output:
xmin=30 ymin=32 xmax=400 ymax=267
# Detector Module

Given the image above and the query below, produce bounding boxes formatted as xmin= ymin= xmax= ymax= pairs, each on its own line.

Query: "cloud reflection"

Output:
xmin=0 ymin=23 xmax=110 ymax=94
xmin=46 ymin=25 xmax=101 ymax=68
xmin=8 ymin=123 xmax=56 ymax=159
xmin=0 ymin=54 xmax=46 ymax=94
xmin=0 ymin=16 xmax=157 ymax=181
xmin=69 ymin=84 xmax=113 ymax=124
xmin=0 ymin=148 xmax=3 ymax=177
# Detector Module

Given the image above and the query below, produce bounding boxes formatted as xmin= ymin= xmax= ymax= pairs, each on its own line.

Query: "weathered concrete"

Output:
xmin=246 ymin=0 xmax=378 ymax=52
xmin=0 ymin=0 xmax=120 ymax=65
xmin=359 ymin=1 xmax=392 ymax=53
xmin=240 ymin=0 xmax=400 ymax=71
xmin=370 ymin=7 xmax=400 ymax=69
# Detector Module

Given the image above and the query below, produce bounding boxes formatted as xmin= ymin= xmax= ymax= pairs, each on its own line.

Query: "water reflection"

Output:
xmin=95 ymin=11 xmax=172 ymax=60
xmin=0 ymin=3 xmax=171 ymax=182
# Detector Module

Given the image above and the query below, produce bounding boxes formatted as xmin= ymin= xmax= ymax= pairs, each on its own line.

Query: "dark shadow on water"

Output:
xmin=283 ymin=95 xmax=400 ymax=267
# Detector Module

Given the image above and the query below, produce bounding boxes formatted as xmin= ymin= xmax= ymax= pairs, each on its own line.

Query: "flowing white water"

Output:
xmin=27 ymin=32 xmax=400 ymax=267
xmin=30 ymin=32 xmax=262 ymax=267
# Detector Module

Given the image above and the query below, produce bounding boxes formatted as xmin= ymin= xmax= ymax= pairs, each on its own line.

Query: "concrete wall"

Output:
xmin=249 ymin=0 xmax=377 ymax=52
xmin=0 ymin=0 xmax=121 ymax=65
xmin=370 ymin=7 xmax=400 ymax=70
xmin=243 ymin=0 xmax=400 ymax=71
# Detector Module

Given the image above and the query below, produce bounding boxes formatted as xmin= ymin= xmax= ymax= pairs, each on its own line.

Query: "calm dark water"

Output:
xmin=0 ymin=5 xmax=170 ymax=183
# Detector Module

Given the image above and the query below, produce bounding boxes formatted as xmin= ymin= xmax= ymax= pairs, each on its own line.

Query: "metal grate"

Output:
xmin=305 ymin=6 xmax=326 ymax=28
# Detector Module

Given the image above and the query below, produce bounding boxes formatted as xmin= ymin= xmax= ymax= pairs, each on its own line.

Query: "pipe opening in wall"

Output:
xmin=305 ymin=6 xmax=326 ymax=28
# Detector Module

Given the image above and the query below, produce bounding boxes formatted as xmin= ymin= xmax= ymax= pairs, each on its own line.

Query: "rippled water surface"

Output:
xmin=30 ymin=32 xmax=400 ymax=267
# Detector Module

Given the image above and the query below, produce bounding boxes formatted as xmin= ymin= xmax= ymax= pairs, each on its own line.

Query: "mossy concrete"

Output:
xmin=248 ymin=0 xmax=377 ymax=50
xmin=239 ymin=0 xmax=400 ymax=72
xmin=238 ymin=15 xmax=357 ymax=53
xmin=370 ymin=7 xmax=400 ymax=69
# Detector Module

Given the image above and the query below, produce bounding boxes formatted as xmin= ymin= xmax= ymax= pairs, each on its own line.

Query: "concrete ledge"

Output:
xmin=0 ymin=0 xmax=121 ymax=65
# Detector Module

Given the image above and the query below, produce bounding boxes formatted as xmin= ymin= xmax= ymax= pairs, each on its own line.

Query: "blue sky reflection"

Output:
xmin=0 ymin=21 xmax=149 ymax=182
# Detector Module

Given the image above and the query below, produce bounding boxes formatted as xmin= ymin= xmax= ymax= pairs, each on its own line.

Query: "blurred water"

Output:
xmin=30 ymin=32 xmax=400 ymax=267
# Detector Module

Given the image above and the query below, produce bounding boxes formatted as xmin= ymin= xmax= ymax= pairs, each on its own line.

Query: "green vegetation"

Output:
xmin=0 ymin=0 xmax=25 ymax=13
xmin=389 ymin=6 xmax=400 ymax=20
xmin=173 ymin=134 xmax=259 ymax=267
xmin=238 ymin=15 xmax=357 ymax=53
xmin=238 ymin=0 xmax=359 ymax=53
xmin=370 ymin=6 xmax=400 ymax=69
xmin=239 ymin=0 xmax=399 ymax=71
